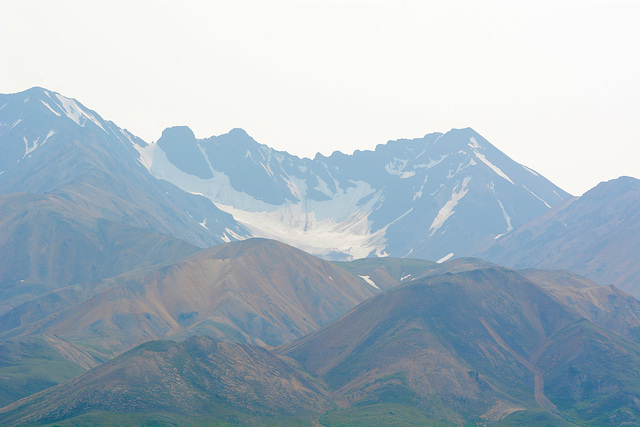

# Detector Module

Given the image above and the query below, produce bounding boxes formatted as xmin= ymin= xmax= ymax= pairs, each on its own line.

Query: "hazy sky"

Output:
xmin=1 ymin=0 xmax=638 ymax=195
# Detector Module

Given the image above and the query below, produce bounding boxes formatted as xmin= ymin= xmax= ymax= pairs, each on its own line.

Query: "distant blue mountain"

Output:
xmin=0 ymin=87 xmax=570 ymax=260
xmin=480 ymin=176 xmax=640 ymax=297
xmin=0 ymin=87 xmax=248 ymax=249
xmin=148 ymin=124 xmax=570 ymax=260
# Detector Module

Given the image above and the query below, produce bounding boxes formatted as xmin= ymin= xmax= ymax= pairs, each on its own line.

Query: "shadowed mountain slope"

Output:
xmin=481 ymin=176 xmax=640 ymax=296
xmin=148 ymin=125 xmax=570 ymax=260
xmin=4 ymin=266 xmax=640 ymax=425
xmin=0 ymin=335 xmax=108 ymax=408
xmin=0 ymin=87 xmax=248 ymax=249
xmin=0 ymin=192 xmax=200 ymax=314
xmin=0 ymin=336 xmax=333 ymax=426
xmin=1 ymin=87 xmax=573 ymax=262
xmin=0 ymin=239 xmax=378 ymax=353
xmin=281 ymin=267 xmax=640 ymax=424
xmin=521 ymin=269 xmax=640 ymax=340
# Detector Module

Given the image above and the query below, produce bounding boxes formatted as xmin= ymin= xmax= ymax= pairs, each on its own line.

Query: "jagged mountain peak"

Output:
xmin=2 ymin=87 xmax=146 ymax=149
xmin=227 ymin=127 xmax=251 ymax=137
xmin=2 ymin=87 xmax=109 ymax=134
xmin=0 ymin=87 xmax=249 ymax=249
xmin=203 ymin=126 xmax=287 ymax=160
xmin=159 ymin=125 xmax=196 ymax=140
xmin=148 ymin=122 xmax=570 ymax=260
xmin=0 ymin=87 xmax=149 ymax=178
xmin=2 ymin=87 xmax=571 ymax=261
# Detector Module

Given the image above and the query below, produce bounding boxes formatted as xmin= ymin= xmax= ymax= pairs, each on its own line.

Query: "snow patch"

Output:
xmin=22 ymin=132 xmax=52 ymax=158
xmin=401 ymin=274 xmax=412 ymax=281
xmin=388 ymin=208 xmax=413 ymax=226
xmin=216 ymin=200 xmax=387 ymax=260
xmin=437 ymin=253 xmax=454 ymax=263
xmin=496 ymin=200 xmax=513 ymax=233
xmin=414 ymin=154 xmax=449 ymax=169
xmin=283 ymin=175 xmax=306 ymax=202
xmin=385 ymin=158 xmax=409 ymax=176
xmin=131 ymin=142 xmax=157 ymax=171
xmin=153 ymin=145 xmax=283 ymax=213
xmin=141 ymin=139 xmax=391 ymax=259
xmin=225 ymin=228 xmax=244 ymax=240
xmin=259 ymin=161 xmax=275 ymax=179
xmin=44 ymin=130 xmax=55 ymax=143
xmin=199 ymin=218 xmax=209 ymax=229
xmin=41 ymin=100 xmax=61 ymax=116
xmin=429 ymin=177 xmax=471 ymax=236
xmin=523 ymin=185 xmax=551 ymax=208
xmin=472 ymin=149 xmax=514 ymax=184
xmin=522 ymin=165 xmax=539 ymax=177
xmin=0 ymin=118 xmax=22 ymax=135
xmin=358 ymin=275 xmax=380 ymax=290
xmin=468 ymin=137 xmax=481 ymax=149
xmin=314 ymin=177 xmax=333 ymax=197
xmin=456 ymin=158 xmax=476 ymax=173
xmin=413 ymin=175 xmax=429 ymax=201
xmin=220 ymin=227 xmax=245 ymax=243
xmin=54 ymin=94 xmax=107 ymax=133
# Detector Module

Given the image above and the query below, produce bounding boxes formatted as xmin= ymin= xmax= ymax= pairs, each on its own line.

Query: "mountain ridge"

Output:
xmin=0 ymin=87 xmax=250 ymax=249
xmin=1 ymin=86 xmax=572 ymax=261
xmin=145 ymin=122 xmax=570 ymax=260
xmin=0 ymin=238 xmax=378 ymax=353
xmin=481 ymin=176 xmax=640 ymax=296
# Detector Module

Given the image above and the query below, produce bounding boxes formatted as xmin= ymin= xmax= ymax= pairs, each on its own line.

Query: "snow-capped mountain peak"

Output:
xmin=0 ymin=88 xmax=150 ymax=174
xmin=0 ymin=87 xmax=572 ymax=261
xmin=147 ymin=125 xmax=570 ymax=260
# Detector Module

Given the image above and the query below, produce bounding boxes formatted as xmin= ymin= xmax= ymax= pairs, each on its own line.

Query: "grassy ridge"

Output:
xmin=0 ymin=337 xmax=86 ymax=407
xmin=40 ymin=410 xmax=316 ymax=426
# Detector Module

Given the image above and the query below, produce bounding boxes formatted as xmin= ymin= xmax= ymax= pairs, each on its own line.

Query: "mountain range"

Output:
xmin=3 ymin=264 xmax=640 ymax=425
xmin=0 ymin=239 xmax=377 ymax=353
xmin=0 ymin=87 xmax=247 ymax=250
xmin=1 ymin=87 xmax=570 ymax=262
xmin=147 ymin=123 xmax=570 ymax=261
xmin=0 ymin=86 xmax=639 ymax=425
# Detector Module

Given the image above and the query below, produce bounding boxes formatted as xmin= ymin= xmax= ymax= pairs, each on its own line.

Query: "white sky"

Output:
xmin=1 ymin=0 xmax=638 ymax=195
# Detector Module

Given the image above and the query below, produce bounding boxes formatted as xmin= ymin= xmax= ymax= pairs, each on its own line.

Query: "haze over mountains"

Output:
xmin=4 ymin=265 xmax=640 ymax=426
xmin=0 ymin=87 xmax=248 ymax=249
xmin=281 ymin=267 xmax=640 ymax=425
xmin=147 ymin=123 xmax=569 ymax=261
xmin=1 ymin=87 xmax=569 ymax=262
xmin=1 ymin=86 xmax=639 ymax=425
xmin=0 ymin=239 xmax=377 ymax=353
xmin=483 ymin=176 xmax=640 ymax=296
